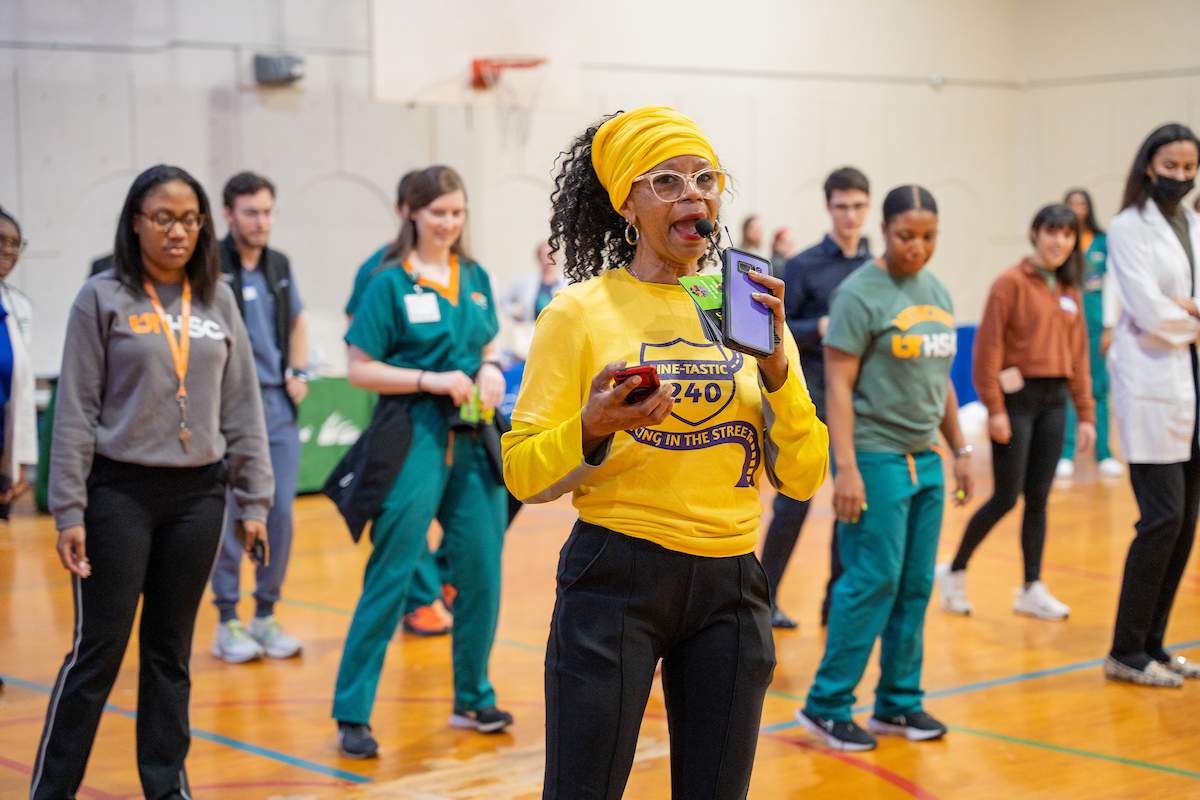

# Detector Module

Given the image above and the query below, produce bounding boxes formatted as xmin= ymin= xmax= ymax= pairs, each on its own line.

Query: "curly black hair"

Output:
xmin=549 ymin=113 xmax=723 ymax=284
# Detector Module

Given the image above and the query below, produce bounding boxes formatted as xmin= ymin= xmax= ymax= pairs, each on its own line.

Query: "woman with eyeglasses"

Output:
xmin=32 ymin=165 xmax=272 ymax=799
xmin=503 ymin=106 xmax=828 ymax=799
xmin=0 ymin=208 xmax=37 ymax=516
xmin=1104 ymin=123 xmax=1200 ymax=688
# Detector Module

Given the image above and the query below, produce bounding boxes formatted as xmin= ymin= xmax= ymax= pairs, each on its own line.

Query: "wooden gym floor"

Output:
xmin=2 ymin=442 xmax=1199 ymax=799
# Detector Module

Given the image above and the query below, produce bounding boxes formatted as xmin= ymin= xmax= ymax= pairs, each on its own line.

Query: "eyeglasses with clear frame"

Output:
xmin=0 ymin=236 xmax=27 ymax=253
xmin=632 ymin=168 xmax=730 ymax=203
xmin=140 ymin=211 xmax=206 ymax=233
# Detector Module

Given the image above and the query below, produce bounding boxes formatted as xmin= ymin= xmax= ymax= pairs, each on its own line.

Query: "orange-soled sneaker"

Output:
xmin=402 ymin=603 xmax=451 ymax=636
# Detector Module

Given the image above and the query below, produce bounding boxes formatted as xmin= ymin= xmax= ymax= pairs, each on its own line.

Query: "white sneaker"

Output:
xmin=935 ymin=563 xmax=973 ymax=615
xmin=212 ymin=619 xmax=265 ymax=663
xmin=247 ymin=615 xmax=303 ymax=659
xmin=1098 ymin=458 xmax=1125 ymax=477
xmin=1055 ymin=458 xmax=1075 ymax=478
xmin=1013 ymin=581 xmax=1070 ymax=620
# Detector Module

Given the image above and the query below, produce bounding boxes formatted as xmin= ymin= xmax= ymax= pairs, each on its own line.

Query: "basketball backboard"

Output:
xmin=369 ymin=0 xmax=580 ymax=110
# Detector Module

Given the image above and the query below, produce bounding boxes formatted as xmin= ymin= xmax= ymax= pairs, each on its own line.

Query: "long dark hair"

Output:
xmin=549 ymin=113 xmax=723 ymax=284
xmin=1120 ymin=123 xmax=1200 ymax=211
xmin=1031 ymin=203 xmax=1084 ymax=288
xmin=1063 ymin=188 xmax=1103 ymax=234
xmin=881 ymin=185 xmax=937 ymax=225
xmin=382 ymin=165 xmax=471 ymax=264
xmin=113 ymin=165 xmax=220 ymax=304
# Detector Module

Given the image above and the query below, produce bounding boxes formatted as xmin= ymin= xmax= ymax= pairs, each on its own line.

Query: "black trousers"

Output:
xmin=760 ymin=493 xmax=842 ymax=617
xmin=1111 ymin=348 xmax=1200 ymax=667
xmin=31 ymin=456 xmax=227 ymax=800
xmin=952 ymin=378 xmax=1068 ymax=583
xmin=544 ymin=521 xmax=775 ymax=800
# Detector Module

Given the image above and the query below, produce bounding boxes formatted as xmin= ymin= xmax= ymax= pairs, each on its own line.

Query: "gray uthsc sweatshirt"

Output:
xmin=50 ymin=271 xmax=274 ymax=530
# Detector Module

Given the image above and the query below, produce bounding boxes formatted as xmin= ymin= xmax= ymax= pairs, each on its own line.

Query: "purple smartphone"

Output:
xmin=721 ymin=247 xmax=775 ymax=358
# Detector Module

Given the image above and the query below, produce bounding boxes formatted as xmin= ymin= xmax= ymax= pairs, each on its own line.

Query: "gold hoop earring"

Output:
xmin=624 ymin=221 xmax=639 ymax=246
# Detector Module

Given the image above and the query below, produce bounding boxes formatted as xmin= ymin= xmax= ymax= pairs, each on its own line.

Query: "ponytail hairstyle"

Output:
xmin=882 ymin=185 xmax=938 ymax=225
xmin=548 ymin=113 xmax=723 ymax=284
xmin=383 ymin=165 xmax=471 ymax=265
xmin=113 ymin=164 xmax=220 ymax=304
xmin=1031 ymin=203 xmax=1084 ymax=289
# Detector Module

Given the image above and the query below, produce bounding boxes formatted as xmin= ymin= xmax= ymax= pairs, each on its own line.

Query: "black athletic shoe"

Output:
xmin=867 ymin=711 xmax=947 ymax=741
xmin=336 ymin=721 xmax=379 ymax=759
xmin=770 ymin=605 xmax=798 ymax=629
xmin=450 ymin=705 xmax=514 ymax=733
xmin=795 ymin=709 xmax=877 ymax=751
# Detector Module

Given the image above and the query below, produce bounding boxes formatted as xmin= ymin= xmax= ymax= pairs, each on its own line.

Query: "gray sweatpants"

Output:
xmin=211 ymin=386 xmax=301 ymax=621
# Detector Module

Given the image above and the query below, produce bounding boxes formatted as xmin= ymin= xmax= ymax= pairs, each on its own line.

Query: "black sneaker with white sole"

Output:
xmin=336 ymin=721 xmax=379 ymax=759
xmin=867 ymin=711 xmax=947 ymax=741
xmin=450 ymin=705 xmax=514 ymax=733
xmin=795 ymin=709 xmax=877 ymax=751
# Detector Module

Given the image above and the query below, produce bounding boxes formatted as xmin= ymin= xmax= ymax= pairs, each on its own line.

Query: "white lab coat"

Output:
xmin=1108 ymin=200 xmax=1200 ymax=464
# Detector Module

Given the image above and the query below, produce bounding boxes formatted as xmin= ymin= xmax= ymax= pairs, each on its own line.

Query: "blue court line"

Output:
xmin=760 ymin=636 xmax=1200 ymax=734
xmin=0 ymin=673 xmax=371 ymax=784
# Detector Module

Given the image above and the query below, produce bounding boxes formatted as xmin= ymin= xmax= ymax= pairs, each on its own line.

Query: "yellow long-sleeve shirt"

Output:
xmin=501 ymin=267 xmax=828 ymax=558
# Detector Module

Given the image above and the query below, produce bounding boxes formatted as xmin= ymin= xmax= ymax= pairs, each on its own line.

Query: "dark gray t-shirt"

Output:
xmin=240 ymin=265 xmax=303 ymax=387
xmin=50 ymin=271 xmax=273 ymax=529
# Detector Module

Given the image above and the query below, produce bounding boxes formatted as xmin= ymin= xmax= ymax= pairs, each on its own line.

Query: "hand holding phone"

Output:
xmin=613 ymin=365 xmax=661 ymax=404
xmin=722 ymin=248 xmax=775 ymax=359
xmin=235 ymin=519 xmax=270 ymax=567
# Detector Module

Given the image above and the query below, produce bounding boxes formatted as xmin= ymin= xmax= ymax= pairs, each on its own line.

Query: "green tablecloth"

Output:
xmin=34 ymin=377 xmax=376 ymax=512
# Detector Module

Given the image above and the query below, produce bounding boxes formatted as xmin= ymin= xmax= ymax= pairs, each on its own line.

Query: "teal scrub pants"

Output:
xmin=332 ymin=399 xmax=507 ymax=724
xmin=1062 ymin=327 xmax=1112 ymax=462
xmin=404 ymin=541 xmax=449 ymax=614
xmin=805 ymin=450 xmax=944 ymax=720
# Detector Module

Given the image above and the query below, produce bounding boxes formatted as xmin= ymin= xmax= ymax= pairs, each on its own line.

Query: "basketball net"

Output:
xmin=471 ymin=57 xmax=546 ymax=149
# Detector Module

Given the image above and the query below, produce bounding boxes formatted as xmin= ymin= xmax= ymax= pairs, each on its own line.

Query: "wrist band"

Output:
xmin=416 ymin=370 xmax=425 ymax=391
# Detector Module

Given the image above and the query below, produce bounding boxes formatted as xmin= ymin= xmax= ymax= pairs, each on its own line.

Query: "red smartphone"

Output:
xmin=613 ymin=365 xmax=661 ymax=404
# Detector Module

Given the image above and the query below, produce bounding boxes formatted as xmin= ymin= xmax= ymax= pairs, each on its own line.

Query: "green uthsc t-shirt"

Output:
xmin=345 ymin=244 xmax=391 ymax=317
xmin=346 ymin=257 xmax=499 ymax=376
xmin=823 ymin=262 xmax=956 ymax=454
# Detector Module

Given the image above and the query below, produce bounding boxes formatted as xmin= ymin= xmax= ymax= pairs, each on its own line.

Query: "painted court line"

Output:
xmin=0 ymin=673 xmax=370 ymax=785
xmin=762 ymin=636 xmax=1200 ymax=732
xmin=946 ymin=725 xmax=1200 ymax=780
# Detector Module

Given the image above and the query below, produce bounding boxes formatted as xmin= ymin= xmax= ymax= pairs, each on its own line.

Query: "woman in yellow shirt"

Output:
xmin=502 ymin=106 xmax=828 ymax=799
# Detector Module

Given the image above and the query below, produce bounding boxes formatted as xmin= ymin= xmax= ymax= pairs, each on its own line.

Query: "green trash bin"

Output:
xmin=295 ymin=377 xmax=377 ymax=494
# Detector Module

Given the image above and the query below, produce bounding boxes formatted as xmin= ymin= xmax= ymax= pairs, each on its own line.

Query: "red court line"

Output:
xmin=0 ymin=754 xmax=122 ymax=799
xmin=760 ymin=732 xmax=942 ymax=800
xmin=970 ymin=548 xmax=1200 ymax=594
xmin=0 ymin=714 xmax=48 ymax=728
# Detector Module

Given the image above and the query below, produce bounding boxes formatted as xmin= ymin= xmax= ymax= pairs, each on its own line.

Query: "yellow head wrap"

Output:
xmin=591 ymin=106 xmax=721 ymax=215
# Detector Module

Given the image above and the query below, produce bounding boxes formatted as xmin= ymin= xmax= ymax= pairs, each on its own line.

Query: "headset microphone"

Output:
xmin=695 ymin=218 xmax=716 ymax=239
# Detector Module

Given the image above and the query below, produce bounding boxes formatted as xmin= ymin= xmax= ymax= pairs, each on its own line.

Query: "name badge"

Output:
xmin=404 ymin=292 xmax=441 ymax=323
xmin=242 ymin=284 xmax=258 ymax=301
xmin=1059 ymin=294 xmax=1078 ymax=315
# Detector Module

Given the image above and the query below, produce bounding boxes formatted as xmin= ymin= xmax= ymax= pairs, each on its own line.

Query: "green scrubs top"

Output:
xmin=345 ymin=244 xmax=392 ymax=317
xmin=1081 ymin=232 xmax=1107 ymax=332
xmin=824 ymin=262 xmax=956 ymax=454
xmin=346 ymin=256 xmax=499 ymax=376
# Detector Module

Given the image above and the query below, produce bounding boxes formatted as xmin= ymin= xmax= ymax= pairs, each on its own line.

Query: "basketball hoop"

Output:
xmin=470 ymin=56 xmax=547 ymax=149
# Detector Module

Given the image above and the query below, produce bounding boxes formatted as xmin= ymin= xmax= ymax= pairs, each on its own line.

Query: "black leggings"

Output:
xmin=952 ymin=378 xmax=1067 ymax=583
xmin=760 ymin=492 xmax=841 ymax=617
xmin=544 ymin=521 xmax=775 ymax=800
xmin=31 ymin=456 xmax=226 ymax=800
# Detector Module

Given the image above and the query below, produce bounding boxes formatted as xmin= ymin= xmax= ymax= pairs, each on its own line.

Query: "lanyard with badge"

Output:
xmin=143 ymin=278 xmax=193 ymax=452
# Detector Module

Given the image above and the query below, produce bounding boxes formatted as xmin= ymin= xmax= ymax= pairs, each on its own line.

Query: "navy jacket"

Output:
xmin=782 ymin=234 xmax=871 ymax=417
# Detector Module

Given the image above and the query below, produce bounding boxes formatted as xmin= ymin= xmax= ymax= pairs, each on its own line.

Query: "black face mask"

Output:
xmin=1151 ymin=173 xmax=1195 ymax=205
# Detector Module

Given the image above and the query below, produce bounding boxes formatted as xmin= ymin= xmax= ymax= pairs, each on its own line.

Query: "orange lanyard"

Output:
xmin=143 ymin=278 xmax=193 ymax=450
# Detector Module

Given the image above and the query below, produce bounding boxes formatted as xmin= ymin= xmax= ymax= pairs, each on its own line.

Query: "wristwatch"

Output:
xmin=285 ymin=367 xmax=311 ymax=383
xmin=954 ymin=445 xmax=973 ymax=458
